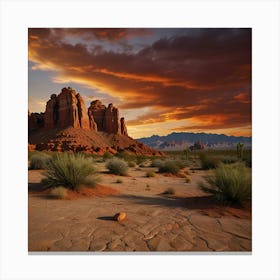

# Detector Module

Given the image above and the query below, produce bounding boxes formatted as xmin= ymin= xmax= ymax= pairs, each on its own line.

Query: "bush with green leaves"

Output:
xmin=158 ymin=160 xmax=184 ymax=175
xmin=199 ymin=162 xmax=251 ymax=205
xmin=103 ymin=152 xmax=113 ymax=161
xmin=50 ymin=186 xmax=68 ymax=199
xmin=199 ymin=154 xmax=220 ymax=170
xmin=128 ymin=161 xmax=136 ymax=167
xmin=29 ymin=152 xmax=52 ymax=170
xmin=146 ymin=171 xmax=155 ymax=177
xmin=106 ymin=158 xmax=128 ymax=176
xmin=41 ymin=153 xmax=99 ymax=190
xmin=150 ymin=159 xmax=164 ymax=168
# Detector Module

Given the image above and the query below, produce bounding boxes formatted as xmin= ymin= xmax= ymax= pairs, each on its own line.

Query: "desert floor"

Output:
xmin=28 ymin=163 xmax=251 ymax=252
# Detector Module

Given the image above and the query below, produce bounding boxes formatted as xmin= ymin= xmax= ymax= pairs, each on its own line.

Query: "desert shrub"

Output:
xmin=128 ymin=161 xmax=136 ymax=167
xmin=139 ymin=162 xmax=148 ymax=168
xmin=136 ymin=155 xmax=147 ymax=165
xmin=145 ymin=184 xmax=151 ymax=191
xmin=185 ymin=176 xmax=191 ymax=183
xmin=163 ymin=187 xmax=175 ymax=195
xmin=150 ymin=159 xmax=164 ymax=168
xmin=41 ymin=153 xmax=98 ymax=190
xmin=219 ymin=156 xmax=238 ymax=164
xmin=158 ymin=160 xmax=183 ymax=175
xmin=49 ymin=186 xmax=68 ymax=199
xmin=103 ymin=152 xmax=113 ymax=161
xmin=115 ymin=178 xmax=123 ymax=184
xmin=242 ymin=154 xmax=252 ymax=168
xmin=115 ymin=151 xmax=135 ymax=162
xmin=29 ymin=152 xmax=52 ymax=170
xmin=199 ymin=162 xmax=251 ymax=205
xmin=199 ymin=154 xmax=220 ymax=170
xmin=106 ymin=158 xmax=128 ymax=176
xmin=83 ymin=174 xmax=101 ymax=187
xmin=146 ymin=171 xmax=155 ymax=178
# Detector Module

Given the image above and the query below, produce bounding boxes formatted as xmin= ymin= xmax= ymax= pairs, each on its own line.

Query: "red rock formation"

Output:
xmin=44 ymin=94 xmax=58 ymax=128
xmin=120 ymin=117 xmax=128 ymax=136
xmin=76 ymin=93 xmax=89 ymax=129
xmin=33 ymin=90 xmax=130 ymax=136
xmin=44 ymin=87 xmax=90 ymax=130
xmin=28 ymin=111 xmax=45 ymax=131
xmin=104 ymin=103 xmax=121 ymax=134
xmin=88 ymin=100 xmax=106 ymax=131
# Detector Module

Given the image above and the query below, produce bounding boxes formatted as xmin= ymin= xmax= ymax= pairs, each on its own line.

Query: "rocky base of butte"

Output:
xmin=28 ymin=87 xmax=162 ymax=156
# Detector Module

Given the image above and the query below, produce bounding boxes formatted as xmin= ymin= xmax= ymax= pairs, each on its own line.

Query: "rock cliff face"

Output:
xmin=42 ymin=87 xmax=127 ymax=135
xmin=28 ymin=111 xmax=45 ymax=130
xmin=28 ymin=87 xmax=162 ymax=156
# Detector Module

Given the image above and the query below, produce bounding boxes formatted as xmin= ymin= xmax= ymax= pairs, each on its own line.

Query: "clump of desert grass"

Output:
xmin=150 ymin=159 xmax=164 ymax=168
xmin=158 ymin=160 xmax=185 ymax=175
xmin=128 ymin=161 xmax=136 ymax=167
xmin=199 ymin=152 xmax=240 ymax=170
xmin=199 ymin=162 xmax=251 ymax=205
xmin=49 ymin=186 xmax=68 ymax=199
xmin=146 ymin=171 xmax=156 ymax=178
xmin=29 ymin=152 xmax=52 ymax=170
xmin=41 ymin=153 xmax=99 ymax=190
xmin=162 ymin=187 xmax=175 ymax=195
xmin=106 ymin=158 xmax=128 ymax=176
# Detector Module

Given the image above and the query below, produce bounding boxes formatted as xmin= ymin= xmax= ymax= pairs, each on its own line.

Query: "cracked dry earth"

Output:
xmin=28 ymin=166 xmax=251 ymax=252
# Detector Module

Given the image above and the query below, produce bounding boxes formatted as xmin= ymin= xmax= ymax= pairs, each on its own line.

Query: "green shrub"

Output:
xmin=199 ymin=163 xmax=251 ymax=205
xmin=242 ymin=154 xmax=252 ymax=168
xmin=106 ymin=158 xmax=128 ymax=176
xmin=29 ymin=152 xmax=52 ymax=169
xmin=150 ymin=159 xmax=164 ymax=168
xmin=136 ymin=155 xmax=147 ymax=165
xmin=103 ymin=152 xmax=113 ymax=161
xmin=115 ymin=178 xmax=123 ymax=184
xmin=115 ymin=151 xmax=135 ymax=162
xmin=146 ymin=171 xmax=155 ymax=177
xmin=49 ymin=186 xmax=68 ymax=199
xmin=41 ymin=153 xmax=98 ymax=190
xmin=199 ymin=154 xmax=220 ymax=170
xmin=219 ymin=156 xmax=238 ymax=164
xmin=128 ymin=161 xmax=136 ymax=167
xmin=163 ymin=187 xmax=175 ymax=195
xmin=158 ymin=160 xmax=183 ymax=174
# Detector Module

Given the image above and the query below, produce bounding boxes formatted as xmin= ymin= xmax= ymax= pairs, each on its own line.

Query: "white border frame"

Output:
xmin=1 ymin=0 xmax=280 ymax=279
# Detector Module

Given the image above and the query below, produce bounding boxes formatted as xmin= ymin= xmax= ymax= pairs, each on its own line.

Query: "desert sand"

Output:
xmin=28 ymin=162 xmax=251 ymax=252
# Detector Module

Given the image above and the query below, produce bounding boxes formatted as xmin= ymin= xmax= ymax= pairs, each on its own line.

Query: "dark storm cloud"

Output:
xmin=28 ymin=28 xmax=251 ymax=133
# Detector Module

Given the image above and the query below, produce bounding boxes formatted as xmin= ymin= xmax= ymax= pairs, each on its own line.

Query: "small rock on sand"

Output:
xmin=114 ymin=212 xmax=126 ymax=222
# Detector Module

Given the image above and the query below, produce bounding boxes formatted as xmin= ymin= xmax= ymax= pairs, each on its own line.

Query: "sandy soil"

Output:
xmin=28 ymin=164 xmax=251 ymax=252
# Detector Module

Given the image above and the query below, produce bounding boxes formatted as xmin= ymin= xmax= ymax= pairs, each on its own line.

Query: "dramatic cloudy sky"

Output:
xmin=28 ymin=28 xmax=251 ymax=138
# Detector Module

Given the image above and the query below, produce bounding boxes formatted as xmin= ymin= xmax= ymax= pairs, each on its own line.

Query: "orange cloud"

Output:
xmin=28 ymin=28 xmax=252 ymax=137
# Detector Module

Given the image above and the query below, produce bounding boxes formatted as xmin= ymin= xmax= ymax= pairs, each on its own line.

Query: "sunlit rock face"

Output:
xmin=43 ymin=87 xmax=128 ymax=135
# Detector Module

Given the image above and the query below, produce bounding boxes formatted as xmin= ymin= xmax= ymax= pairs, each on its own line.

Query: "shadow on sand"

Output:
xmin=97 ymin=216 xmax=116 ymax=221
xmin=115 ymin=194 xmax=217 ymax=210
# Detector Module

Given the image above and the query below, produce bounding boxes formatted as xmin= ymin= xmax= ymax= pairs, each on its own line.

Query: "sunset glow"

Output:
xmin=28 ymin=28 xmax=251 ymax=138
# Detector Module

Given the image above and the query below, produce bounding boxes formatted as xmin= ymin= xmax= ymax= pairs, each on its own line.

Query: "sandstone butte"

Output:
xmin=28 ymin=87 xmax=162 ymax=156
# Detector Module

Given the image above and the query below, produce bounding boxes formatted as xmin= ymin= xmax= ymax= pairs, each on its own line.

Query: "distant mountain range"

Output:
xmin=137 ymin=132 xmax=252 ymax=150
